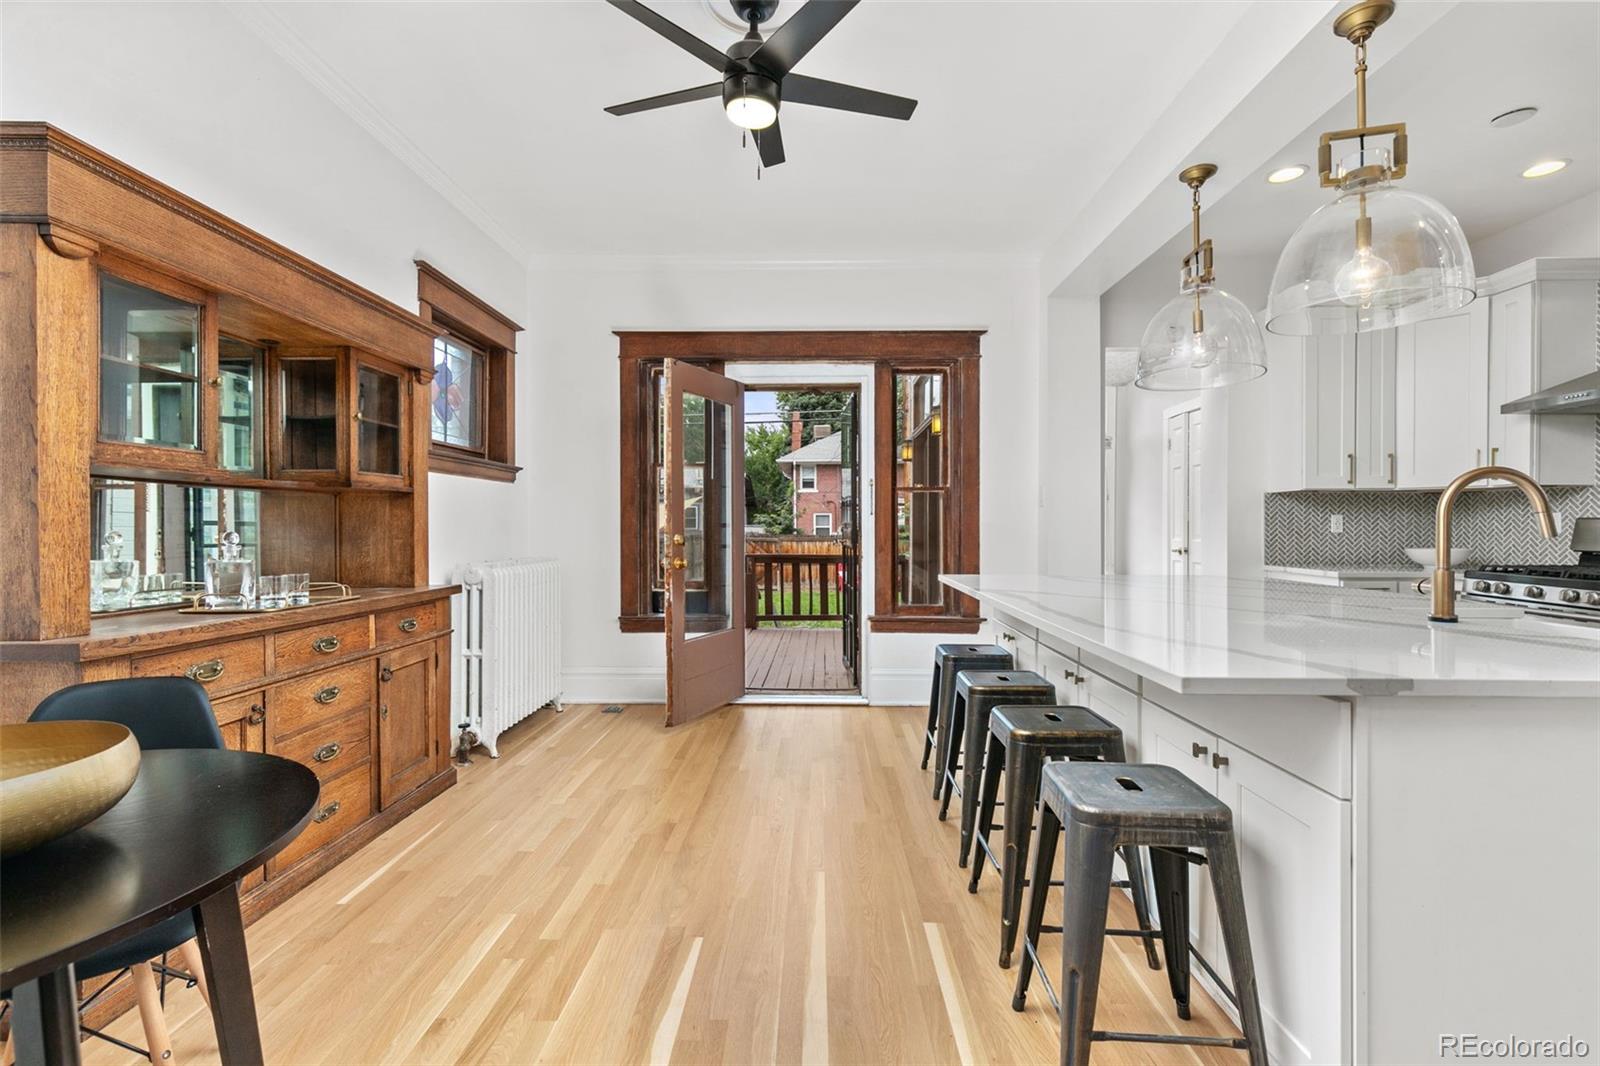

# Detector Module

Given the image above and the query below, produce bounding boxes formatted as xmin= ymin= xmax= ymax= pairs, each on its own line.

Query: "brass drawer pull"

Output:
xmin=1212 ymin=752 xmax=1230 ymax=769
xmin=313 ymin=686 xmax=342 ymax=705
xmin=312 ymin=636 xmax=341 ymax=654
xmin=1191 ymin=742 xmax=1209 ymax=759
xmin=186 ymin=658 xmax=225 ymax=682
xmin=247 ymin=704 xmax=266 ymax=726
xmin=398 ymin=617 xmax=419 ymax=633
xmin=312 ymin=800 xmax=342 ymax=823
xmin=313 ymin=742 xmax=342 ymax=763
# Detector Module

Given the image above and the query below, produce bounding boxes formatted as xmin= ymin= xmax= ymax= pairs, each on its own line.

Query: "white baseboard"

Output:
xmin=562 ymin=668 xmax=666 ymax=704
xmin=865 ymin=668 xmax=930 ymax=706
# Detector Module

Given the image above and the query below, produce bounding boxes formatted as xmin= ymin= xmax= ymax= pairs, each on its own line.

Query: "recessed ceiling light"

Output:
xmin=1267 ymin=164 xmax=1308 ymax=184
xmin=1490 ymin=107 xmax=1539 ymax=129
xmin=1522 ymin=159 xmax=1570 ymax=179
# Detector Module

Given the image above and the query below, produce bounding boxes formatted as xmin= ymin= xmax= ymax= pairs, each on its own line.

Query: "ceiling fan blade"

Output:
xmin=756 ymin=121 xmax=786 ymax=167
xmin=750 ymin=0 xmax=858 ymax=78
xmin=605 ymin=83 xmax=722 ymax=116
xmin=783 ymin=74 xmax=916 ymax=120
xmin=606 ymin=0 xmax=728 ymax=71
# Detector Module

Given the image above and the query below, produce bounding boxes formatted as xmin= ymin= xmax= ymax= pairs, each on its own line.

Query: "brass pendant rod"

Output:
xmin=1191 ymin=184 xmax=1204 ymax=335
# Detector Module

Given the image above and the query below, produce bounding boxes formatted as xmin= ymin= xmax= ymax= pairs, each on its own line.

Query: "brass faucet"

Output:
xmin=1430 ymin=465 xmax=1557 ymax=622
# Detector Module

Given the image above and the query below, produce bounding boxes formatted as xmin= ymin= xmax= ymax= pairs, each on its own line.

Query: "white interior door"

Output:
xmin=1165 ymin=404 xmax=1202 ymax=578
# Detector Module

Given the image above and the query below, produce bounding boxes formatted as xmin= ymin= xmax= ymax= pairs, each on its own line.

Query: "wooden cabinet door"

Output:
xmin=378 ymin=641 xmax=437 ymax=808
xmin=211 ymin=690 xmax=268 ymax=890
xmin=352 ymin=356 xmax=411 ymax=488
xmin=1214 ymin=741 xmax=1351 ymax=1066
xmin=1353 ymin=329 xmax=1397 ymax=488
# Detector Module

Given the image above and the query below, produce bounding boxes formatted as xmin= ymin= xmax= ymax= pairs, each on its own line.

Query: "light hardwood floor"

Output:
xmin=84 ymin=704 xmax=1243 ymax=1065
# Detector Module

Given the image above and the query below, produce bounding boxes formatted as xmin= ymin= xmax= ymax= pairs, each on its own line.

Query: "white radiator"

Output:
xmin=453 ymin=558 xmax=562 ymax=757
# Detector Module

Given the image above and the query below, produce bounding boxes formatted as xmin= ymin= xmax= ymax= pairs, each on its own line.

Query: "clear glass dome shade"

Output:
xmin=1267 ymin=153 xmax=1476 ymax=335
xmin=1136 ymin=284 xmax=1267 ymax=391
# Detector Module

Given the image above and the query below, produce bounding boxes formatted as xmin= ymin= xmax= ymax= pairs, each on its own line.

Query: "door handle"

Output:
xmin=1490 ymin=446 xmax=1499 ymax=465
xmin=672 ymin=534 xmax=685 ymax=546
xmin=1212 ymin=752 xmax=1229 ymax=769
xmin=1387 ymin=451 xmax=1396 ymax=485
xmin=1346 ymin=453 xmax=1356 ymax=485
xmin=246 ymin=704 xmax=265 ymax=726
xmin=380 ymin=666 xmax=394 ymax=682
xmin=672 ymin=557 xmax=687 ymax=570
xmin=1191 ymin=742 xmax=1208 ymax=759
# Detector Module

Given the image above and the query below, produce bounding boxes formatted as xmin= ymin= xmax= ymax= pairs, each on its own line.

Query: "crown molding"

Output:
xmin=229 ymin=1 xmax=529 ymax=264
xmin=524 ymin=251 xmax=1041 ymax=272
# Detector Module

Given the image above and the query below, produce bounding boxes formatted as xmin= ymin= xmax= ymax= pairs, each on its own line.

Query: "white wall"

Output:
xmin=1471 ymin=190 xmax=1600 ymax=276
xmin=515 ymin=256 xmax=1040 ymax=703
xmin=1 ymin=1 xmax=532 ymax=588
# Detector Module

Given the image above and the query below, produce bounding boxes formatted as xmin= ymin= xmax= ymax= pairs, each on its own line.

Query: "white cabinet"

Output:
xmin=991 ymin=612 xmax=1038 ymax=674
xmin=1267 ymin=329 xmax=1393 ymax=491
xmin=1394 ymin=300 xmax=1490 ymax=488
xmin=1301 ymin=334 xmax=1358 ymax=489
xmin=1353 ymin=328 xmax=1397 ymax=488
xmin=1139 ymin=698 xmax=1351 ymax=1066
xmin=1486 ymin=275 xmax=1594 ymax=486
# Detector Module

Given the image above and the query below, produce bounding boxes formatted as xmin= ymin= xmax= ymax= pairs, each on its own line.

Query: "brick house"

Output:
xmin=777 ymin=421 xmax=845 ymax=537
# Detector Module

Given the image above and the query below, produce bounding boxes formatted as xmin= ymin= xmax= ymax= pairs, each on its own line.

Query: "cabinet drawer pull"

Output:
xmin=1346 ymin=453 xmax=1355 ymax=486
xmin=313 ymin=742 xmax=342 ymax=763
xmin=313 ymin=686 xmax=342 ymax=705
xmin=398 ymin=617 xmax=419 ymax=633
xmin=185 ymin=659 xmax=225 ymax=682
xmin=247 ymin=704 xmax=265 ymax=726
xmin=380 ymin=666 xmax=394 ymax=683
xmin=312 ymin=636 xmax=342 ymax=654
xmin=1490 ymin=446 xmax=1499 ymax=465
xmin=1191 ymin=742 xmax=1209 ymax=759
xmin=1212 ymin=752 xmax=1229 ymax=769
xmin=312 ymin=800 xmax=342 ymax=823
xmin=1387 ymin=451 xmax=1396 ymax=485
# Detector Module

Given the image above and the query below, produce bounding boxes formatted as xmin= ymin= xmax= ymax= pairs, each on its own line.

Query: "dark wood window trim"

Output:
xmin=617 ymin=331 xmax=983 ymax=635
xmin=415 ymin=261 xmax=522 ymax=482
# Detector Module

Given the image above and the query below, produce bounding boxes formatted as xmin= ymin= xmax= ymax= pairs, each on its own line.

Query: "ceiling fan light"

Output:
xmin=723 ymin=73 xmax=779 ymax=130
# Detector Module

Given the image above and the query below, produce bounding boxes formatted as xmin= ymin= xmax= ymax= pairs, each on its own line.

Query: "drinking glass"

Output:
xmin=288 ymin=573 xmax=312 ymax=606
xmin=257 ymin=574 xmax=286 ymax=609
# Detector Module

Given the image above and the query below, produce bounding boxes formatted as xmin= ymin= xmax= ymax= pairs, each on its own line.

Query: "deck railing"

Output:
xmin=746 ymin=553 xmax=850 ymax=626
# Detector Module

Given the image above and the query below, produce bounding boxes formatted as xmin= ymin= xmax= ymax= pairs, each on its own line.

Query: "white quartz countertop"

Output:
xmin=941 ymin=573 xmax=1600 ymax=698
xmin=1262 ymin=565 xmax=1436 ymax=581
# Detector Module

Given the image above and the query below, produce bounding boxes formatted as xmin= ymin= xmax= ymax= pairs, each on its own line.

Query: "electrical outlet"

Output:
xmin=1330 ymin=514 xmax=1344 ymax=534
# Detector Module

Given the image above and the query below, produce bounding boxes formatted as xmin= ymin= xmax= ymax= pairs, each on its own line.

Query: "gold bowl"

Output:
xmin=0 ymin=722 xmax=141 ymax=858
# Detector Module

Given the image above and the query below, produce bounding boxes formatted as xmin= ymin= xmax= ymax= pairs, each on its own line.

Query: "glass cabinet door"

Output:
xmin=99 ymin=274 xmax=203 ymax=453
xmin=217 ymin=337 xmax=264 ymax=475
xmin=274 ymin=354 xmax=343 ymax=479
xmin=355 ymin=362 xmax=407 ymax=481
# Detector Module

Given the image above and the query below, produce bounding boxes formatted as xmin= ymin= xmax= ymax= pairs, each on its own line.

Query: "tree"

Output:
xmin=744 ymin=424 xmax=795 ymax=535
xmin=776 ymin=390 xmax=851 ymax=446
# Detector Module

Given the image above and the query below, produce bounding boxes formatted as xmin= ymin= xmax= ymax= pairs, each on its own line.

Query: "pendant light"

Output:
xmin=1266 ymin=0 xmax=1475 ymax=335
xmin=1136 ymin=164 xmax=1268 ymax=391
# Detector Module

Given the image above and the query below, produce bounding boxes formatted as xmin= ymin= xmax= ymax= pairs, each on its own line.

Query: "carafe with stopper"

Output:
xmin=204 ymin=529 xmax=256 ymax=607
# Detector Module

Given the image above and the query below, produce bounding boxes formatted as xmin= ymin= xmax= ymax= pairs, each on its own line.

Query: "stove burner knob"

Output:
xmin=1586 ymin=592 xmax=1600 ymax=607
xmin=1524 ymin=585 xmax=1545 ymax=599
xmin=1472 ymin=580 xmax=1491 ymax=592
xmin=1492 ymin=582 xmax=1511 ymax=595
xmin=1560 ymin=588 xmax=1581 ymax=604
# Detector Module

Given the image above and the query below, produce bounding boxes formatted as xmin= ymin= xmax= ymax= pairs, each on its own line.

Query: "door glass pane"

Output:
xmin=895 ymin=489 xmax=945 ymax=606
xmin=218 ymin=337 xmax=263 ymax=474
xmin=683 ymin=390 xmax=732 ymax=638
xmin=99 ymin=275 xmax=201 ymax=450
xmin=279 ymin=358 xmax=339 ymax=472
xmin=357 ymin=365 xmax=404 ymax=475
xmin=431 ymin=336 xmax=483 ymax=450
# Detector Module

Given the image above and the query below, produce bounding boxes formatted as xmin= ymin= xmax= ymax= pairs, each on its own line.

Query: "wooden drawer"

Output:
xmin=131 ymin=636 xmax=266 ymax=693
xmin=270 ymin=660 xmax=374 ymax=740
xmin=273 ymin=615 xmax=372 ymax=673
xmin=269 ymin=761 xmax=373 ymax=873
xmin=374 ymin=600 xmax=443 ymax=642
xmin=211 ymin=689 xmax=266 ymax=730
xmin=273 ymin=709 xmax=371 ymax=785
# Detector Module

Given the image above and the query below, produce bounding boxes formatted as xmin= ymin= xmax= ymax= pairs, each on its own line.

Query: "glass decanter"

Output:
xmin=204 ymin=529 xmax=256 ymax=607
xmin=89 ymin=530 xmax=141 ymax=612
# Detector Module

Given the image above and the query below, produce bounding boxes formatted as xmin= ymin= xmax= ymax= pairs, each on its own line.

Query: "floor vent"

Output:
xmin=602 ymin=705 xmax=625 ymax=714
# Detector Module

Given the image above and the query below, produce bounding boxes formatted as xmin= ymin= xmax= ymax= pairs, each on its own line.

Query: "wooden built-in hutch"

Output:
xmin=0 ymin=122 xmax=459 ymax=988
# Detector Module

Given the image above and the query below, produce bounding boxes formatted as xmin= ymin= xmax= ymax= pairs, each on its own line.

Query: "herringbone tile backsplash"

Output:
xmin=1264 ymin=427 xmax=1600 ymax=568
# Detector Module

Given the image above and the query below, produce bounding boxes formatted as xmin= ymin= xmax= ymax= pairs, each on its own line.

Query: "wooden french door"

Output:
xmin=663 ymin=360 xmax=746 ymax=726
xmin=840 ymin=391 xmax=862 ymax=686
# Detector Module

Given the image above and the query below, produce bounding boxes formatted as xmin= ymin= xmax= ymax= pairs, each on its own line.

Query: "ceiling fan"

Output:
xmin=603 ymin=0 xmax=917 ymax=168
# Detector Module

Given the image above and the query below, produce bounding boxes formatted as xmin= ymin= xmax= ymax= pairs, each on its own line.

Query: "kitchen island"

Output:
xmin=942 ymin=573 xmax=1599 ymax=1066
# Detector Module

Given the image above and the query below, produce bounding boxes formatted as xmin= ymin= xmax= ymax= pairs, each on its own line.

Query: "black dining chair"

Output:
xmin=7 ymin=677 xmax=226 ymax=1064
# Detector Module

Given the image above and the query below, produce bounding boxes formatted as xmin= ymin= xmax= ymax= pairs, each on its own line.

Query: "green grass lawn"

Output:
xmin=756 ymin=586 xmax=843 ymax=629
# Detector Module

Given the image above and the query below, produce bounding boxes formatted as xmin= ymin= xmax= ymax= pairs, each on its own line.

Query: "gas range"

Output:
xmin=1462 ymin=518 xmax=1600 ymax=622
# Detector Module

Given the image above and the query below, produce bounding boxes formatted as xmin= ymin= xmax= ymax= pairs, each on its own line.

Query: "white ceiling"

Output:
xmin=1196 ymin=0 xmax=1600 ymax=260
xmin=250 ymin=0 xmax=1254 ymax=258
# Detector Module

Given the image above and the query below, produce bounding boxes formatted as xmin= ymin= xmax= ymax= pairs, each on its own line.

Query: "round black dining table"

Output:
xmin=1 ymin=749 xmax=319 ymax=1066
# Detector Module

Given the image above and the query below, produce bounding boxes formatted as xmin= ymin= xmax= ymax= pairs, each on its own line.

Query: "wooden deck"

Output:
xmin=745 ymin=627 xmax=855 ymax=692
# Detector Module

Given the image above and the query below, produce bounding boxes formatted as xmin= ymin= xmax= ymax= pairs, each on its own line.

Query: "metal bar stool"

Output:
xmin=923 ymin=644 xmax=1012 ymax=797
xmin=937 ymin=671 xmax=1055 ymax=868
xmin=968 ymin=705 xmax=1160 ymax=971
xmin=1013 ymin=761 xmax=1269 ymax=1066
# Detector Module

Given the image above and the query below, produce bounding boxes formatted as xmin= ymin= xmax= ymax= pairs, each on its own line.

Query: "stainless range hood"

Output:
xmin=1500 ymin=370 xmax=1600 ymax=415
